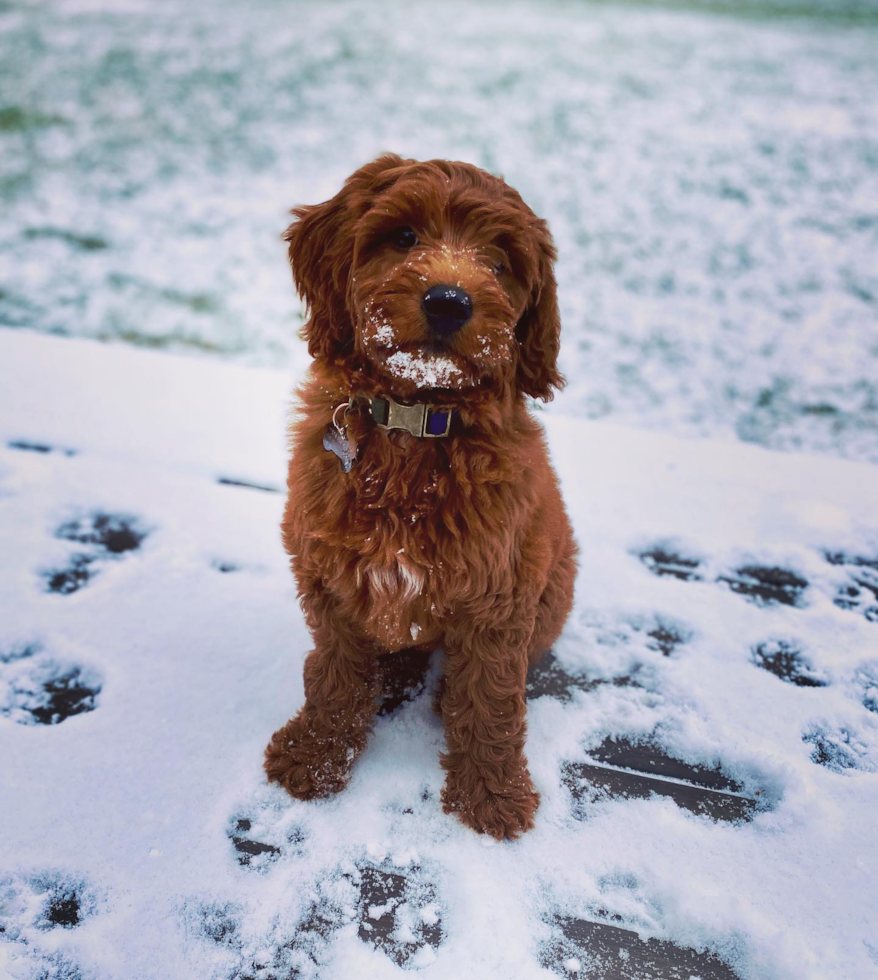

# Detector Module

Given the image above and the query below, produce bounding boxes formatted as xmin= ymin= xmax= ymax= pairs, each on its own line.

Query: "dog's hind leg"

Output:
xmin=264 ymin=589 xmax=381 ymax=801
xmin=527 ymin=529 xmax=577 ymax=666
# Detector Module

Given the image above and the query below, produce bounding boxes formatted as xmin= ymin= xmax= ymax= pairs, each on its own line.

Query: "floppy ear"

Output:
xmin=284 ymin=154 xmax=405 ymax=360
xmin=515 ymin=221 xmax=565 ymax=400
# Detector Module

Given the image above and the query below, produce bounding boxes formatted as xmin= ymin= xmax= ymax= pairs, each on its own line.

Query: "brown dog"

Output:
xmin=264 ymin=155 xmax=577 ymax=839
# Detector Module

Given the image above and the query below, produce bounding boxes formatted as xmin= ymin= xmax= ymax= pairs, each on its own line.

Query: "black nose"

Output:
xmin=422 ymin=284 xmax=472 ymax=336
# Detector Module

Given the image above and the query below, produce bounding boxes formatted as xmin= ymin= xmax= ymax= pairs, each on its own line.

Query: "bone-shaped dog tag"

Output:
xmin=323 ymin=423 xmax=356 ymax=473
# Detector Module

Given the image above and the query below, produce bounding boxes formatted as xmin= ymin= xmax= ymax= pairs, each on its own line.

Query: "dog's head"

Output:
xmin=285 ymin=155 xmax=563 ymax=401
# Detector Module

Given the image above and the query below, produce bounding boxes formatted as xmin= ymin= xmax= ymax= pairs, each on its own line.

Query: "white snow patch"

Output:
xmin=384 ymin=350 xmax=464 ymax=389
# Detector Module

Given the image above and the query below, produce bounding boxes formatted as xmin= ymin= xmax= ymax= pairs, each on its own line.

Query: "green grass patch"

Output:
xmin=24 ymin=228 xmax=109 ymax=251
xmin=0 ymin=106 xmax=67 ymax=132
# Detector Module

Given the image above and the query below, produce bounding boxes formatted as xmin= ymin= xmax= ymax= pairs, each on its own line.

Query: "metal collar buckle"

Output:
xmin=370 ymin=396 xmax=452 ymax=438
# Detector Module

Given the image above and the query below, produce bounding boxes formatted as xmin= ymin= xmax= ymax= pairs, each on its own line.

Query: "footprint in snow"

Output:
xmin=0 ymin=871 xmax=96 ymax=980
xmin=637 ymin=543 xmax=810 ymax=608
xmin=751 ymin=639 xmax=827 ymax=688
xmin=0 ymin=871 xmax=94 ymax=934
xmin=855 ymin=663 xmax=878 ymax=714
xmin=637 ymin=546 xmax=703 ymax=582
xmin=43 ymin=551 xmax=100 ymax=595
xmin=55 ymin=510 xmax=148 ymax=554
xmin=227 ymin=810 xmax=306 ymax=872
xmin=527 ymin=612 xmax=691 ymax=703
xmin=42 ymin=510 xmax=149 ymax=595
xmin=641 ymin=620 xmax=689 ymax=656
xmin=562 ymin=735 xmax=765 ymax=824
xmin=717 ymin=564 xmax=808 ymax=608
xmin=803 ymin=725 xmax=876 ymax=773
xmin=355 ymin=860 xmax=444 ymax=968
xmin=824 ymin=550 xmax=878 ymax=624
xmin=193 ymin=893 xmax=342 ymax=979
xmin=539 ymin=908 xmax=740 ymax=979
xmin=197 ymin=901 xmax=243 ymax=949
xmin=226 ymin=785 xmax=308 ymax=873
xmin=623 ymin=612 xmax=693 ymax=658
xmin=0 ymin=641 xmax=102 ymax=725
xmin=195 ymin=858 xmax=443 ymax=977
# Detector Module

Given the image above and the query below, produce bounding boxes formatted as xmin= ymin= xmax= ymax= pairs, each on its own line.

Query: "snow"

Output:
xmin=1 ymin=0 xmax=877 ymax=461
xmin=1 ymin=328 xmax=877 ymax=978
xmin=384 ymin=351 xmax=464 ymax=389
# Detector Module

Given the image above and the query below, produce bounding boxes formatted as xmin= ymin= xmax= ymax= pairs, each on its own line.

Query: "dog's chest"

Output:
xmin=309 ymin=430 xmax=520 ymax=649
xmin=354 ymin=516 xmax=447 ymax=650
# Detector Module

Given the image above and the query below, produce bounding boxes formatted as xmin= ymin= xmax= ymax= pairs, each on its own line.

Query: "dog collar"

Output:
xmin=324 ymin=394 xmax=455 ymax=473
xmin=367 ymin=395 xmax=454 ymax=438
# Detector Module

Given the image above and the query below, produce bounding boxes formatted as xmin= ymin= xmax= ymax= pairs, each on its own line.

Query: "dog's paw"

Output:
xmin=441 ymin=765 xmax=540 ymax=841
xmin=264 ymin=715 xmax=363 ymax=800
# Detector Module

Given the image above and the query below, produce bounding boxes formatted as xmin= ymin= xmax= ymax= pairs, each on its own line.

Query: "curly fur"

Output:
xmin=264 ymin=155 xmax=577 ymax=839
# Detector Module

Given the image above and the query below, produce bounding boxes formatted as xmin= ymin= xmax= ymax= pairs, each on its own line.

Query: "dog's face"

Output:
xmin=285 ymin=155 xmax=563 ymax=401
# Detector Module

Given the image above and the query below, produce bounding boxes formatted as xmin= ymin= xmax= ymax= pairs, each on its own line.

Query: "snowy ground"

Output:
xmin=1 ymin=329 xmax=877 ymax=979
xmin=1 ymin=0 xmax=877 ymax=462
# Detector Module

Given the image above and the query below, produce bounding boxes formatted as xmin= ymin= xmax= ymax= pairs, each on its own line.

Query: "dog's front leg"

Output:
xmin=264 ymin=596 xmax=378 ymax=801
xmin=440 ymin=626 xmax=539 ymax=840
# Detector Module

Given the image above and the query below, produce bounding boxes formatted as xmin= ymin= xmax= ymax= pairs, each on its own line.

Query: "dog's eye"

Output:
xmin=389 ymin=226 xmax=418 ymax=250
xmin=493 ymin=261 xmax=506 ymax=276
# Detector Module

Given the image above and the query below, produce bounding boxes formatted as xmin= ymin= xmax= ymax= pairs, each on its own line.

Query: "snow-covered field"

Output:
xmin=1 ymin=0 xmax=877 ymax=462
xmin=1 ymin=329 xmax=877 ymax=979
